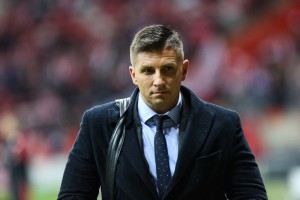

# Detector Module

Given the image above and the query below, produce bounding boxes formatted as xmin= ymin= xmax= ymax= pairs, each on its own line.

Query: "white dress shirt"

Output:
xmin=137 ymin=93 xmax=182 ymax=187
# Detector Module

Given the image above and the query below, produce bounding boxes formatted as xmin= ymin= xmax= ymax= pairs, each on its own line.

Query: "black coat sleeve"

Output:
xmin=57 ymin=111 xmax=100 ymax=200
xmin=225 ymin=112 xmax=268 ymax=200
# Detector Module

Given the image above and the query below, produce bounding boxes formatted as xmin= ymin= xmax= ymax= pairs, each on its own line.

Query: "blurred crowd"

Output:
xmin=0 ymin=0 xmax=300 ymax=199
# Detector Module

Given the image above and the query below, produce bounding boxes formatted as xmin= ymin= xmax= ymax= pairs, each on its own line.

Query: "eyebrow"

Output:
xmin=161 ymin=62 xmax=176 ymax=67
xmin=138 ymin=60 xmax=177 ymax=69
xmin=139 ymin=65 xmax=153 ymax=69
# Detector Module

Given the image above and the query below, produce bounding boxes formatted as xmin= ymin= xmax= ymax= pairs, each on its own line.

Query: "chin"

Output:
xmin=154 ymin=102 xmax=171 ymax=113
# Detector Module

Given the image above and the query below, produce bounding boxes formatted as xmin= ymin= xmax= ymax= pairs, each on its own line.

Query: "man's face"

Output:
xmin=129 ymin=48 xmax=189 ymax=114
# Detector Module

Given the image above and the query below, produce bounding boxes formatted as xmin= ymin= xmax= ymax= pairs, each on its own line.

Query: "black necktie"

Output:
xmin=153 ymin=115 xmax=171 ymax=198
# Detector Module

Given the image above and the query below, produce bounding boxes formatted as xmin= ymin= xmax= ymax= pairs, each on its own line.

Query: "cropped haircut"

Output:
xmin=130 ymin=24 xmax=184 ymax=66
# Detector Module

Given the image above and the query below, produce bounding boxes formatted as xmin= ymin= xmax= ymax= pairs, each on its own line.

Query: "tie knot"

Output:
xmin=153 ymin=115 xmax=168 ymax=129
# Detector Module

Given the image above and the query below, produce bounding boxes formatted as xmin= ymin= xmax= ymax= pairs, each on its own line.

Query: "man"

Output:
xmin=58 ymin=24 xmax=267 ymax=200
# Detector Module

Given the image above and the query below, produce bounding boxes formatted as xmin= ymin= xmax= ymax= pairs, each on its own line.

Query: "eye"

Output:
xmin=141 ymin=68 xmax=155 ymax=74
xmin=162 ymin=65 xmax=175 ymax=73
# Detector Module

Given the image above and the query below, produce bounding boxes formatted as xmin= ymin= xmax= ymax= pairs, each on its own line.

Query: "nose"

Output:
xmin=153 ymin=71 xmax=165 ymax=87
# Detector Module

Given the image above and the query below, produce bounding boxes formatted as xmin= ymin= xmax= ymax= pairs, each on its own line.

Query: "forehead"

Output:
xmin=135 ymin=48 xmax=178 ymax=67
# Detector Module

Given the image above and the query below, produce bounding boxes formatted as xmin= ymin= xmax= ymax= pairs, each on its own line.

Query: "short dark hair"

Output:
xmin=130 ymin=24 xmax=184 ymax=65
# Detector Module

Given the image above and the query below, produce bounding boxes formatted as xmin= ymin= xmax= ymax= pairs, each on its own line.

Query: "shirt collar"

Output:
xmin=138 ymin=93 xmax=182 ymax=125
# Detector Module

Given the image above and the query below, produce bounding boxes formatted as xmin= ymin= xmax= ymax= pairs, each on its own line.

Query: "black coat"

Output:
xmin=58 ymin=86 xmax=267 ymax=200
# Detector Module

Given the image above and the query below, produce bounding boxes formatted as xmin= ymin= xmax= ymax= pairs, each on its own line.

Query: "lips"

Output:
xmin=151 ymin=91 xmax=168 ymax=97
xmin=153 ymin=91 xmax=167 ymax=94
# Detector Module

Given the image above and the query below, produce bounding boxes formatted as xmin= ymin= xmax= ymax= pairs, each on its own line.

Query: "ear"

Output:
xmin=129 ymin=66 xmax=138 ymax=85
xmin=181 ymin=59 xmax=189 ymax=81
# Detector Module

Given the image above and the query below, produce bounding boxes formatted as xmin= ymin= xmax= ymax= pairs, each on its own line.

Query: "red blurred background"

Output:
xmin=0 ymin=0 xmax=300 ymax=199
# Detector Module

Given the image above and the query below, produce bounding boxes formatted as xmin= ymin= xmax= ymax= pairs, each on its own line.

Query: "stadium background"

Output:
xmin=0 ymin=0 xmax=300 ymax=199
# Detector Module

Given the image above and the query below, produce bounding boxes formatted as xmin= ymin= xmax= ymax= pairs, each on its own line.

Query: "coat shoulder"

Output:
xmin=82 ymin=101 xmax=119 ymax=124
xmin=201 ymin=100 xmax=240 ymax=123
xmin=205 ymin=101 xmax=237 ymax=115
xmin=181 ymin=85 xmax=240 ymax=122
xmin=86 ymin=101 xmax=118 ymax=114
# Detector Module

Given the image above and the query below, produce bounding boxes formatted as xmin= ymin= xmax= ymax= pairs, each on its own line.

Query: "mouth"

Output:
xmin=152 ymin=91 xmax=168 ymax=96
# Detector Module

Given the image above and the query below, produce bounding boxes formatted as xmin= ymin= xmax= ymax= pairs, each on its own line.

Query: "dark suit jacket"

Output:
xmin=58 ymin=86 xmax=267 ymax=200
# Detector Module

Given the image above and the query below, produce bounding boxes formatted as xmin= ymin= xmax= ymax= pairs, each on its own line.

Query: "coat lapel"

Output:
xmin=165 ymin=87 xmax=215 ymax=197
xmin=119 ymin=88 xmax=158 ymax=198
xmin=121 ymin=124 xmax=158 ymax=198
